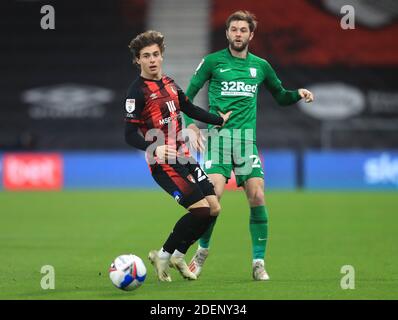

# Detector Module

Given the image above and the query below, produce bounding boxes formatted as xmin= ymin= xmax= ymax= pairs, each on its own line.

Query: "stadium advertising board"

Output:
xmin=62 ymin=151 xmax=297 ymax=190
xmin=304 ymin=151 xmax=398 ymax=190
xmin=3 ymin=153 xmax=63 ymax=190
xmin=63 ymin=152 xmax=157 ymax=189
xmin=5 ymin=151 xmax=397 ymax=190
xmin=261 ymin=150 xmax=296 ymax=190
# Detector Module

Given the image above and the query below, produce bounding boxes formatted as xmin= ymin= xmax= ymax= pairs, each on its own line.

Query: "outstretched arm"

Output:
xmin=264 ymin=62 xmax=314 ymax=106
xmin=178 ymin=90 xmax=224 ymax=126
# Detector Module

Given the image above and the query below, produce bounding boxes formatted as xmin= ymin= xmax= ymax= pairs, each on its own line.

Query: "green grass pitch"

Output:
xmin=0 ymin=190 xmax=397 ymax=300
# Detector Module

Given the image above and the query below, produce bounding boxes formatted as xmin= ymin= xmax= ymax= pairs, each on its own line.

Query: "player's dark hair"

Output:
xmin=128 ymin=30 xmax=165 ymax=64
xmin=226 ymin=10 xmax=257 ymax=32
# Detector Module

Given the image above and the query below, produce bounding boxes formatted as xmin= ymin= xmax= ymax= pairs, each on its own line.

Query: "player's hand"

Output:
xmin=298 ymin=88 xmax=314 ymax=103
xmin=218 ymin=111 xmax=232 ymax=127
xmin=187 ymin=123 xmax=205 ymax=153
xmin=155 ymin=145 xmax=177 ymax=161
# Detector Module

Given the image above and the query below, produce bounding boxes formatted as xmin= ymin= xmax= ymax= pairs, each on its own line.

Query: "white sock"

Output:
xmin=158 ymin=247 xmax=171 ymax=259
xmin=172 ymin=249 xmax=185 ymax=258
xmin=252 ymin=259 xmax=264 ymax=266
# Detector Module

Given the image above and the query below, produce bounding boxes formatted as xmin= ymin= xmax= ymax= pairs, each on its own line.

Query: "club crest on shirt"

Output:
xmin=187 ymin=174 xmax=196 ymax=183
xmin=125 ymin=99 xmax=135 ymax=113
xmin=249 ymin=68 xmax=257 ymax=78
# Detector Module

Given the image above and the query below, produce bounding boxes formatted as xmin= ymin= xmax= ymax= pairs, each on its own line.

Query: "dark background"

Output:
xmin=2 ymin=0 xmax=397 ymax=151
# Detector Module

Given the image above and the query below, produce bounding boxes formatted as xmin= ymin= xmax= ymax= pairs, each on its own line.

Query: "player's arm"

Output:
xmin=125 ymin=123 xmax=178 ymax=159
xmin=124 ymin=86 xmax=152 ymax=151
xmin=264 ymin=61 xmax=313 ymax=106
xmin=125 ymin=123 xmax=151 ymax=151
xmin=178 ymin=89 xmax=229 ymax=126
xmin=183 ymin=57 xmax=213 ymax=127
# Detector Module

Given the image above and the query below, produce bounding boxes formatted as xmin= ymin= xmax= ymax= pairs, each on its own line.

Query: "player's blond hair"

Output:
xmin=226 ymin=10 xmax=257 ymax=32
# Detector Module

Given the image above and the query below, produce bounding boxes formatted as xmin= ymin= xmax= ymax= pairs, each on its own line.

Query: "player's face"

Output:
xmin=226 ymin=20 xmax=254 ymax=52
xmin=137 ymin=44 xmax=163 ymax=80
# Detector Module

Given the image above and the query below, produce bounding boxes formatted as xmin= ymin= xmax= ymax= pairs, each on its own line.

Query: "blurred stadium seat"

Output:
xmin=1 ymin=0 xmax=146 ymax=150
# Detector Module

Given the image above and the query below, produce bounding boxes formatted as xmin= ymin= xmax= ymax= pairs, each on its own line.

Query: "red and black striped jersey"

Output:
xmin=124 ymin=75 xmax=223 ymax=163
xmin=124 ymin=75 xmax=189 ymax=155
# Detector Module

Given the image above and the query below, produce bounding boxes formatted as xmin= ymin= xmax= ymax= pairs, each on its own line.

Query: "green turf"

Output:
xmin=0 ymin=190 xmax=397 ymax=300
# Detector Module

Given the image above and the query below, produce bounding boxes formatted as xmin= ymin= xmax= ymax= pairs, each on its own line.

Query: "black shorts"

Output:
xmin=150 ymin=158 xmax=216 ymax=209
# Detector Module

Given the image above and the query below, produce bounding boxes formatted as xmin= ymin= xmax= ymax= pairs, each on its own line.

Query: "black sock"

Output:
xmin=176 ymin=207 xmax=213 ymax=253
xmin=163 ymin=207 xmax=212 ymax=254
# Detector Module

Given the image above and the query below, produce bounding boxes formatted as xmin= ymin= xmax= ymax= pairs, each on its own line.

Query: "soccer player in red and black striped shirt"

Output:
xmin=124 ymin=31 xmax=231 ymax=281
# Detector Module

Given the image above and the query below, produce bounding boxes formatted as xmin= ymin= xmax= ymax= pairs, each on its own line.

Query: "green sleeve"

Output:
xmin=263 ymin=61 xmax=301 ymax=106
xmin=183 ymin=57 xmax=213 ymax=127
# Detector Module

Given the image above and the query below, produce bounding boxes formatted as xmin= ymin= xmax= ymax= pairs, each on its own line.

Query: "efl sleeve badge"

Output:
xmin=125 ymin=99 xmax=136 ymax=113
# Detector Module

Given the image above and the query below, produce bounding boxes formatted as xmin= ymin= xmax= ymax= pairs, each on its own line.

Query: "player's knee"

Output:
xmin=189 ymin=206 xmax=211 ymax=220
xmin=189 ymin=206 xmax=212 ymax=236
xmin=210 ymin=202 xmax=221 ymax=216
xmin=190 ymin=198 xmax=210 ymax=209
xmin=214 ymin=188 xmax=223 ymax=201
xmin=248 ymin=188 xmax=265 ymax=207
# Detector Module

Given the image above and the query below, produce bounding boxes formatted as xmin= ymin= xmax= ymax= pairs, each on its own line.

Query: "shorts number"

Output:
xmin=249 ymin=155 xmax=261 ymax=168
xmin=195 ymin=167 xmax=207 ymax=182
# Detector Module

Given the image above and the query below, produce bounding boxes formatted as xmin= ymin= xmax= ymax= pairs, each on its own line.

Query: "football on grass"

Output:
xmin=109 ymin=254 xmax=146 ymax=291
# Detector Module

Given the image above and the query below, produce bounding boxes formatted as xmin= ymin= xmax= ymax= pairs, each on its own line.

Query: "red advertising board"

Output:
xmin=3 ymin=153 xmax=63 ymax=190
